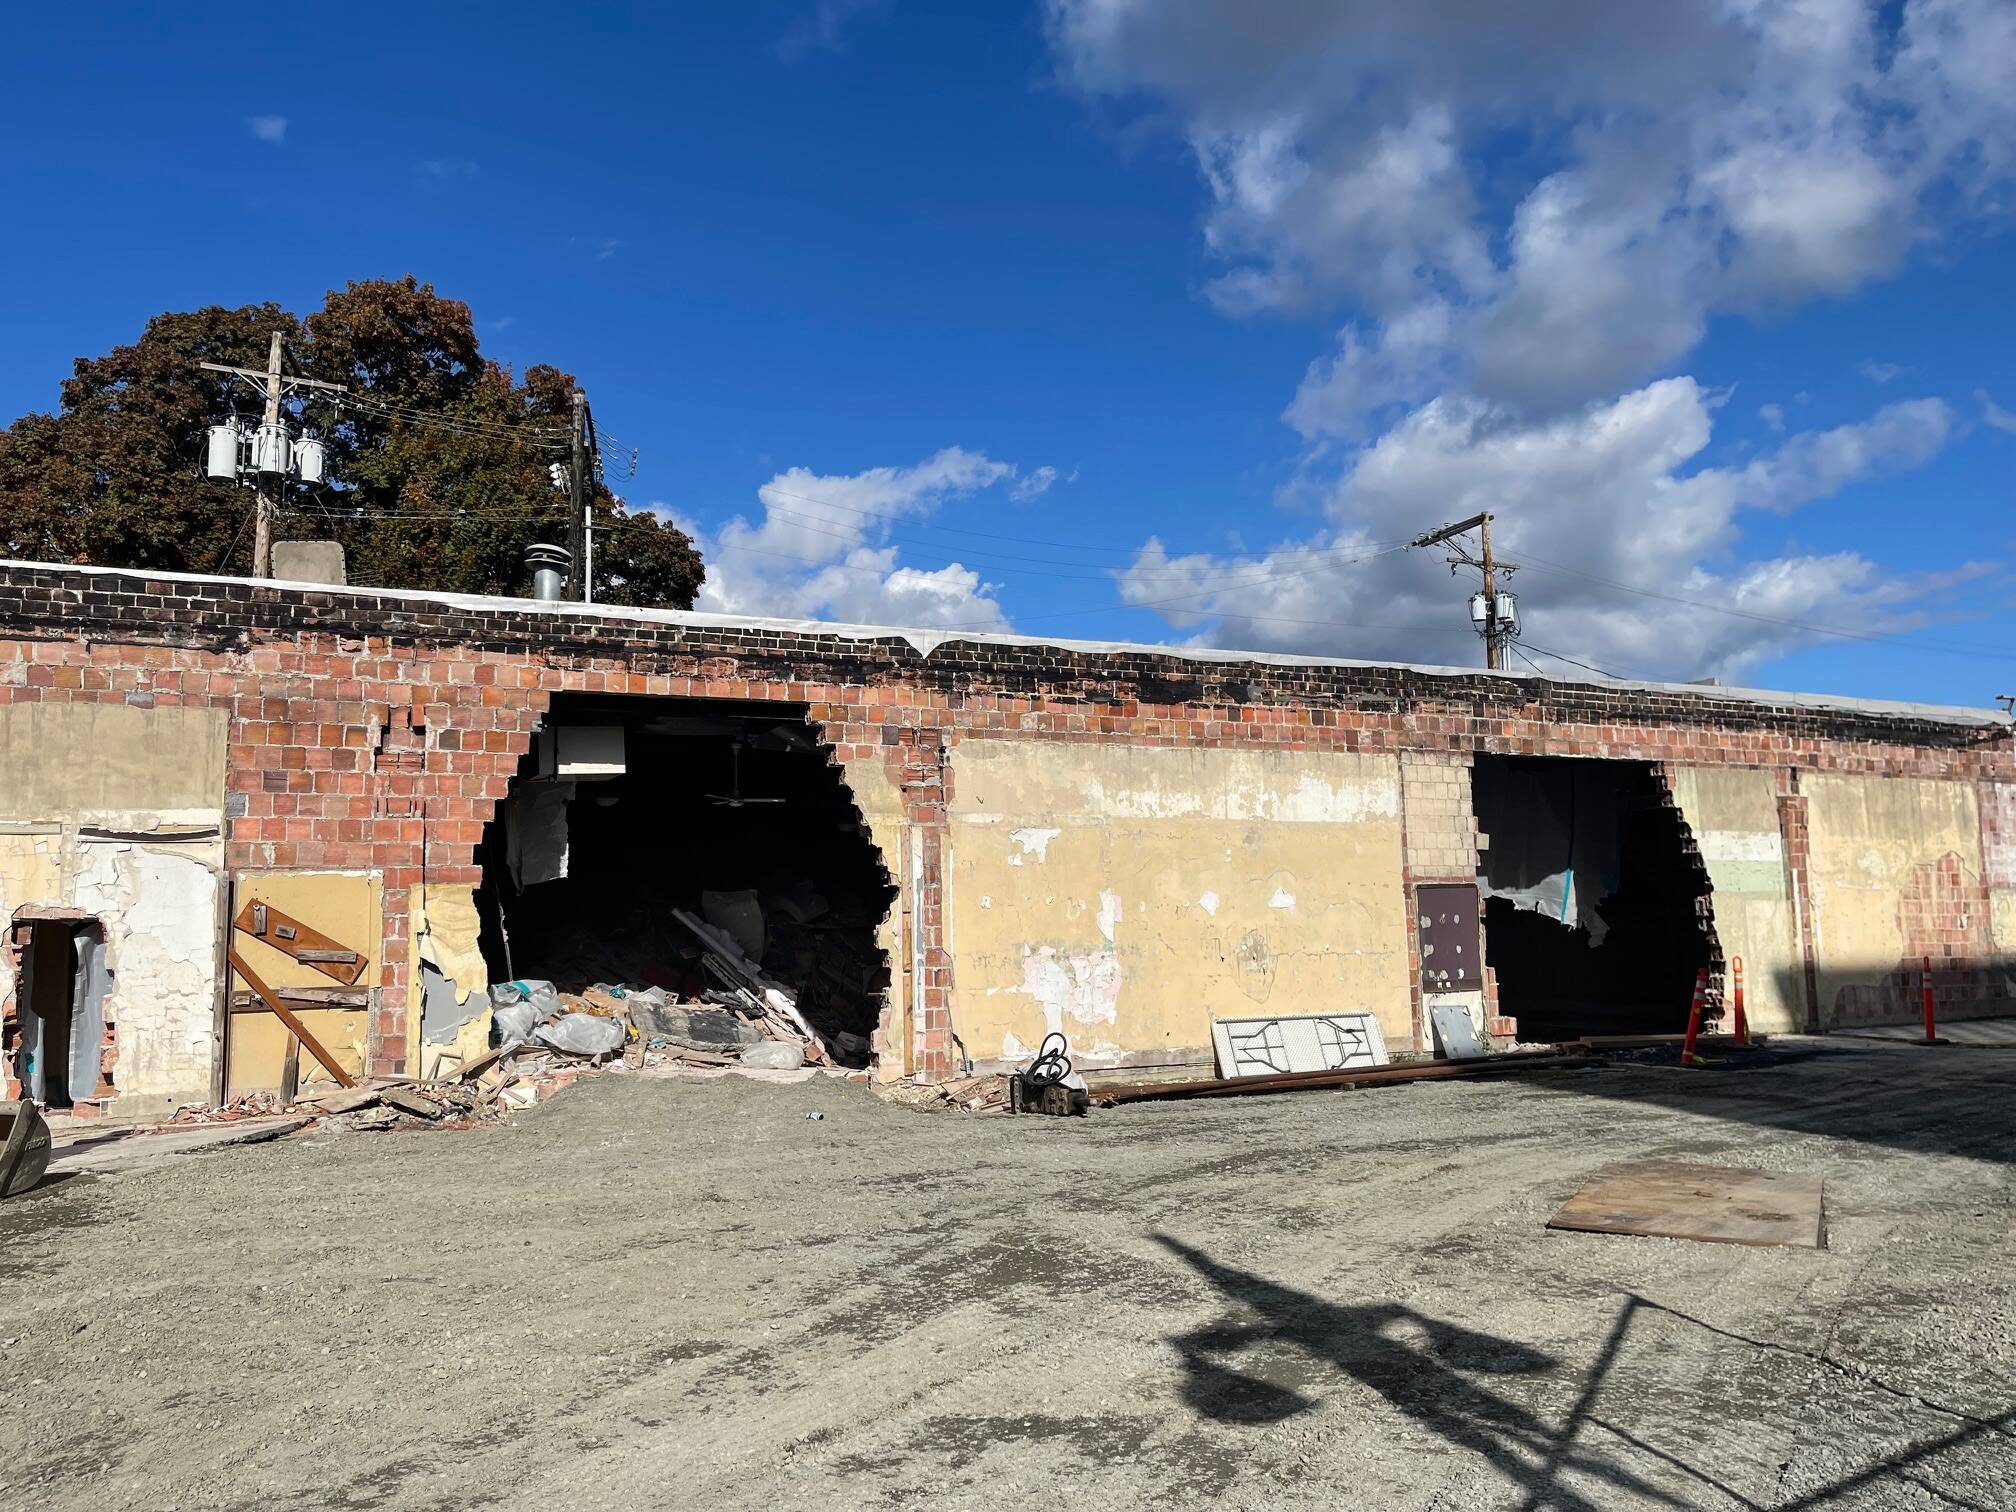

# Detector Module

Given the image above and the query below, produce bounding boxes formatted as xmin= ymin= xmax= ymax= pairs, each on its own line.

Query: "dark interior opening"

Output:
xmin=475 ymin=695 xmax=897 ymax=1066
xmin=9 ymin=918 xmax=108 ymax=1109
xmin=1472 ymin=755 xmax=1712 ymax=1042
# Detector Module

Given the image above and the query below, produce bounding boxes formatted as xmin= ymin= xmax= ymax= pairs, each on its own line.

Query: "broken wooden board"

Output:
xmin=1547 ymin=1161 xmax=1824 ymax=1249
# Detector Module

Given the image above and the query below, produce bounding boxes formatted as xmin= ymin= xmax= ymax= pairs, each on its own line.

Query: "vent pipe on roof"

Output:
xmin=526 ymin=543 xmax=571 ymax=602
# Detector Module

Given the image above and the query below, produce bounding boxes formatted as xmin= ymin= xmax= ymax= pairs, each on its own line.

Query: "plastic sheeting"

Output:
xmin=506 ymin=780 xmax=574 ymax=889
xmin=1475 ymin=759 xmax=1623 ymax=944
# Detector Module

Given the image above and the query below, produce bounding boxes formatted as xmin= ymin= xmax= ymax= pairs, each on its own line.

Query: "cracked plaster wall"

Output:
xmin=0 ymin=704 xmax=227 ymax=1109
xmin=946 ymin=739 xmax=1409 ymax=1071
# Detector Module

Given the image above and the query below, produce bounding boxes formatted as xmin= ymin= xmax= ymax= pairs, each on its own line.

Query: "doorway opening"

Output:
xmin=475 ymin=696 xmax=898 ymax=1066
xmin=5 ymin=916 xmax=110 ymax=1109
xmin=1472 ymin=756 xmax=1716 ymax=1042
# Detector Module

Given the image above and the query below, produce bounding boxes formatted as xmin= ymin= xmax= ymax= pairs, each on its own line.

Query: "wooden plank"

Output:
xmin=227 ymin=946 xmax=356 ymax=1088
xmin=230 ymin=986 xmax=370 ymax=1013
xmin=1093 ymin=1052 xmax=1594 ymax=1105
xmin=1547 ymin=1161 xmax=1824 ymax=1249
xmin=232 ymin=900 xmax=367 ymax=986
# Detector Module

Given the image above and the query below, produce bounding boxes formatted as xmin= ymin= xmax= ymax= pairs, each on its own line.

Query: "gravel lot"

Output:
xmin=1 ymin=1039 xmax=2011 ymax=1511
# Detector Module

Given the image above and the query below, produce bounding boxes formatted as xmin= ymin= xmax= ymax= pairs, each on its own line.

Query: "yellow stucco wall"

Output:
xmin=0 ymin=703 xmax=229 ymax=1109
xmin=0 ymin=703 xmax=227 ymax=824
xmin=835 ymin=750 xmax=908 ymax=1079
xmin=945 ymin=738 xmax=1410 ymax=1070
xmin=1670 ymin=766 xmax=1803 ymax=1034
xmin=1803 ymin=774 xmax=1984 ymax=1028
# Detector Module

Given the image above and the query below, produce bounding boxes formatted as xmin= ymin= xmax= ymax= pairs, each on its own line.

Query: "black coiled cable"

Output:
xmin=1024 ymin=1031 xmax=1073 ymax=1086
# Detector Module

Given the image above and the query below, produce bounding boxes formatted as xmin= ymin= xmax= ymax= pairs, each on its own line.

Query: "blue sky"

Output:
xmin=3 ymin=2 xmax=2014 ymax=706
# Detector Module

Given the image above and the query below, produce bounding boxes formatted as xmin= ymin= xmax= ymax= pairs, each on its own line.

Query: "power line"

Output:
xmin=1514 ymin=639 xmax=1623 ymax=681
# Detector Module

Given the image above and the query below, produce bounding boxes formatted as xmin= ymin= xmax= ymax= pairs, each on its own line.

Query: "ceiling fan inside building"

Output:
xmin=707 ymin=739 xmax=786 ymax=808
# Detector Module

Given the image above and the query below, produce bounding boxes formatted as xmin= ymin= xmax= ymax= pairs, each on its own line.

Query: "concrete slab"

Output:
xmin=45 ymin=1117 xmax=311 ymax=1175
xmin=1831 ymin=1018 xmax=2016 ymax=1047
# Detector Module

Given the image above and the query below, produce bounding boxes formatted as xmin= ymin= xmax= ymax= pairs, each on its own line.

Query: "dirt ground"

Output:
xmin=1 ymin=1039 xmax=2011 ymax=1511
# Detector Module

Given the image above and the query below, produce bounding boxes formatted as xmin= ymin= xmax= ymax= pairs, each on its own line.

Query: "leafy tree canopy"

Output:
xmin=0 ymin=277 xmax=704 ymax=609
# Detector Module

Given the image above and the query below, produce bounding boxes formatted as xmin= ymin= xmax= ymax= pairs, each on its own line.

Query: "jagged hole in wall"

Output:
xmin=475 ymin=695 xmax=897 ymax=1066
xmin=1472 ymin=755 xmax=1714 ymax=1041
xmin=7 ymin=915 xmax=110 ymax=1109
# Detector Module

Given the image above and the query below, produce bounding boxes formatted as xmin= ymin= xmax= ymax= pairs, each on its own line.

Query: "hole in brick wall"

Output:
xmin=1471 ymin=756 xmax=1715 ymax=1042
xmin=6 ymin=916 xmax=111 ymax=1109
xmin=474 ymin=694 xmax=897 ymax=1068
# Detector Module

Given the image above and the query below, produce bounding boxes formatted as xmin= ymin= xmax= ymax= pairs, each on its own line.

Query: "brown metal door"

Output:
xmin=1417 ymin=883 xmax=1482 ymax=991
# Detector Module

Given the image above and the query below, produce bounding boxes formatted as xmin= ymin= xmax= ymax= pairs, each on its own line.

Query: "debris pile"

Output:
xmin=878 ymin=1074 xmax=1010 ymax=1115
xmin=509 ymin=889 xmax=881 ymax=1069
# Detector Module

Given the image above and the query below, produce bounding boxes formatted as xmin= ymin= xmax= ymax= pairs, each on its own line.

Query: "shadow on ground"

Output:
xmin=1523 ymin=1042 xmax=2016 ymax=1166
xmin=1156 ymin=1235 xmax=2016 ymax=1512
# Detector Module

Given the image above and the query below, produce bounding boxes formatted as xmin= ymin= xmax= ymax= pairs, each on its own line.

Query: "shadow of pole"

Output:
xmin=1154 ymin=1234 xmax=1689 ymax=1511
xmin=1157 ymin=1237 xmax=2016 ymax=1511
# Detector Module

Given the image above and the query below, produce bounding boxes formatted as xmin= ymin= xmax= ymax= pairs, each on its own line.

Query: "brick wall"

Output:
xmin=1 ymin=562 xmax=2011 ymax=1084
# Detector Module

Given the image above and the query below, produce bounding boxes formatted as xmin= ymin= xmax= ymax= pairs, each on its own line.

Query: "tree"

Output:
xmin=0 ymin=277 xmax=704 ymax=609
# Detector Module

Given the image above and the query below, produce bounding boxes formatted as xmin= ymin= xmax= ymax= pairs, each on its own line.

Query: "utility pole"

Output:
xmin=1408 ymin=511 xmax=1519 ymax=670
xmin=198 ymin=335 xmax=344 ymax=578
xmin=252 ymin=333 xmax=284 ymax=578
xmin=567 ymin=390 xmax=588 ymax=600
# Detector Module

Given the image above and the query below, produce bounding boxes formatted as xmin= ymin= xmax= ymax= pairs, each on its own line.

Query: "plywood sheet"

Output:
xmin=1548 ymin=1161 xmax=1825 ymax=1249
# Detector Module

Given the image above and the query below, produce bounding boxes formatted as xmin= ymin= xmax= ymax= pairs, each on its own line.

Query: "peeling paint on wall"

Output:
xmin=72 ymin=838 xmax=222 ymax=1105
xmin=1008 ymin=827 xmax=1061 ymax=865
xmin=949 ymin=738 xmax=1410 ymax=1070
xmin=0 ymin=703 xmax=229 ymax=1110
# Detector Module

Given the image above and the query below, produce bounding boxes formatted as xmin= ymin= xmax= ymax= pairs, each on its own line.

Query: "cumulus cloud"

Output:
xmin=1116 ymin=383 xmax=1963 ymax=682
xmin=245 ymin=115 xmax=288 ymax=145
xmin=1047 ymin=0 xmax=2016 ymax=433
xmin=680 ymin=447 xmax=1021 ymax=630
xmin=1043 ymin=2 xmax=2005 ymax=683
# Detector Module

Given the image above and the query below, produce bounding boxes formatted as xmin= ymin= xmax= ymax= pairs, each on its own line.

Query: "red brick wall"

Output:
xmin=1 ymin=563 xmax=2011 ymax=1083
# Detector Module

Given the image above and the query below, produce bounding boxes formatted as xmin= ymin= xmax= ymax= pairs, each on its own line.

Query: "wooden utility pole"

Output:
xmin=1409 ymin=511 xmax=1517 ymax=670
xmin=567 ymin=389 xmax=588 ymax=599
xmin=198 ymin=337 xmax=344 ymax=578
xmin=253 ymin=333 xmax=285 ymax=578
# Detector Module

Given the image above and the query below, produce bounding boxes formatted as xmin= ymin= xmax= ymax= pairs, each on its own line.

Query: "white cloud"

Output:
xmin=1010 ymin=465 xmax=1061 ymax=501
xmin=683 ymin=447 xmax=1019 ymax=629
xmin=1047 ymin=0 xmax=2016 ymax=433
xmin=778 ymin=0 xmax=889 ymax=61
xmin=1733 ymin=398 xmax=1953 ymax=512
xmin=1759 ymin=403 xmax=1786 ymax=433
xmin=1115 ymin=383 xmax=1962 ymax=682
xmin=1858 ymin=358 xmax=1905 ymax=383
xmin=245 ymin=115 xmax=288 ymax=146
xmin=1979 ymin=388 xmax=2016 ymax=434
xmin=417 ymin=159 xmax=480 ymax=181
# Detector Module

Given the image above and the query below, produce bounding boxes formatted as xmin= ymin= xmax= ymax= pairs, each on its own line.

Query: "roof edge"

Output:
xmin=3 ymin=558 xmax=2008 ymax=731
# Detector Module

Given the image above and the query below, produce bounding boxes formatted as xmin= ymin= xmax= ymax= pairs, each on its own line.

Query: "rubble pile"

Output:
xmin=877 ymin=1074 xmax=1010 ymax=1115
xmin=500 ymin=888 xmax=882 ymax=1069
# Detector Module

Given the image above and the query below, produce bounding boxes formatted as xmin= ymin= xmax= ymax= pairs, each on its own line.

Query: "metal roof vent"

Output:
xmin=525 ymin=543 xmax=571 ymax=602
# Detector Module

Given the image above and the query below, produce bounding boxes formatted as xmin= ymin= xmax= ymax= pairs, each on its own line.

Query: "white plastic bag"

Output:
xmin=534 ymin=1012 xmax=627 ymax=1057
